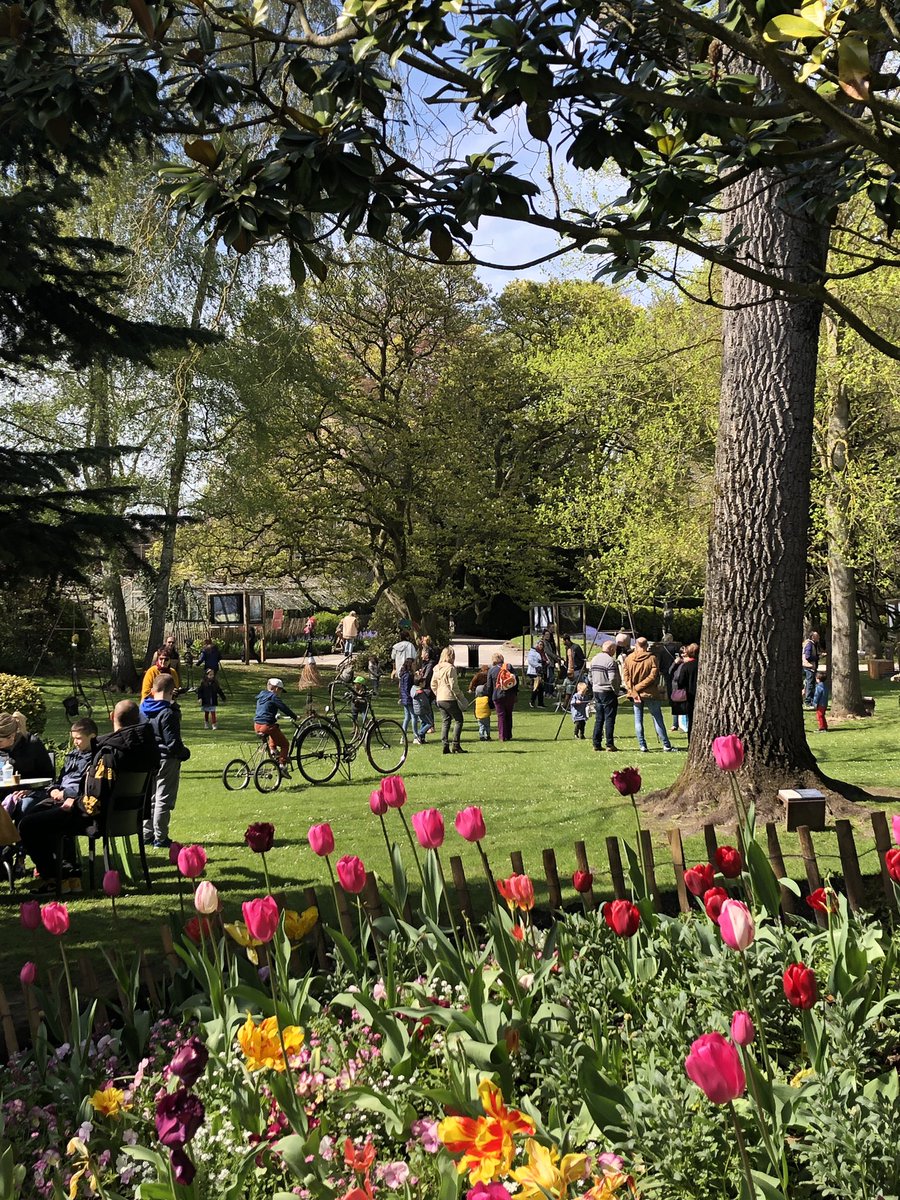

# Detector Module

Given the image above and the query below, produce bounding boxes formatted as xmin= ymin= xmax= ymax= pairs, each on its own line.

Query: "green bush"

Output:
xmin=0 ymin=672 xmax=47 ymax=734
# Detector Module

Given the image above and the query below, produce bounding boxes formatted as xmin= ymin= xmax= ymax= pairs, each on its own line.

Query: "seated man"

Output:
xmin=4 ymin=717 xmax=98 ymax=822
xmin=19 ymin=700 xmax=160 ymax=891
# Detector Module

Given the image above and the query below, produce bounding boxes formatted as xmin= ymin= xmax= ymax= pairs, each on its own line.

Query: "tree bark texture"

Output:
xmin=673 ymin=168 xmax=831 ymax=805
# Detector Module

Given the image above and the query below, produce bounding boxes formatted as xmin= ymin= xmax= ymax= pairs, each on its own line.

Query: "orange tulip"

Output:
xmin=438 ymin=1079 xmax=535 ymax=1184
xmin=496 ymin=874 xmax=535 ymax=912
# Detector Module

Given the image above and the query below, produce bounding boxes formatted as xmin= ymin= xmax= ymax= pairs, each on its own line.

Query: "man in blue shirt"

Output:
xmin=802 ymin=631 xmax=820 ymax=708
xmin=254 ymin=678 xmax=297 ymax=767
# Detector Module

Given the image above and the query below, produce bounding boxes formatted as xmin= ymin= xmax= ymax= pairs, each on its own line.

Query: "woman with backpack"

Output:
xmin=489 ymin=655 xmax=519 ymax=742
xmin=431 ymin=647 xmax=469 ymax=754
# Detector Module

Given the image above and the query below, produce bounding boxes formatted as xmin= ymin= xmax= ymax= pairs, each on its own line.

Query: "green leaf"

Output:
xmin=763 ymin=13 xmax=824 ymax=41
xmin=746 ymin=838 xmax=781 ymax=919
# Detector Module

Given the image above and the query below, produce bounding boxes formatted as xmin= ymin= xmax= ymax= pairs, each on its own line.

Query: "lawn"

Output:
xmin=3 ymin=664 xmax=899 ymax=975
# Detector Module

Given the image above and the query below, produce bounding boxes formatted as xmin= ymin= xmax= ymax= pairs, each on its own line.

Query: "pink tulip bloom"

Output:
xmin=892 ymin=814 xmax=900 ymax=846
xmin=168 ymin=841 xmax=184 ymax=866
xmin=454 ymin=806 xmax=486 ymax=843
xmin=711 ymin=735 xmax=745 ymax=772
xmin=241 ymin=896 xmax=280 ymax=943
xmin=718 ymin=899 xmax=755 ymax=951
xmin=412 ymin=808 xmax=445 ymax=849
xmin=731 ymin=1011 xmax=755 ymax=1046
xmin=380 ymin=776 xmax=407 ymax=808
xmin=308 ymin=823 xmax=335 ymax=857
xmin=194 ymin=881 xmax=219 ymax=915
xmin=19 ymin=962 xmax=36 ymax=987
xmin=40 ymin=902 xmax=70 ymax=936
xmin=20 ymin=901 xmax=41 ymax=931
xmin=177 ymin=845 xmax=208 ymax=879
xmin=685 ymin=1031 xmax=746 ymax=1104
xmin=369 ymin=789 xmax=388 ymax=816
xmin=336 ymin=855 xmax=367 ymax=894
xmin=102 ymin=870 xmax=121 ymax=898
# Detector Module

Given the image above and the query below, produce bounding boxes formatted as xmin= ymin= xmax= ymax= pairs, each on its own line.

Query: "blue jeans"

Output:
xmin=592 ymin=691 xmax=618 ymax=749
xmin=401 ymin=702 xmax=415 ymax=734
xmin=633 ymin=699 xmax=672 ymax=750
xmin=803 ymin=667 xmax=815 ymax=705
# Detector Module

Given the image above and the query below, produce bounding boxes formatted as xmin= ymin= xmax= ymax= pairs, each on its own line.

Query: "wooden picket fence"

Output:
xmin=0 ymin=811 xmax=896 ymax=1058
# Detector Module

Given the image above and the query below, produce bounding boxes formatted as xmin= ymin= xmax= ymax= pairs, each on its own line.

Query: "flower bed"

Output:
xmin=6 ymin=745 xmax=900 ymax=1199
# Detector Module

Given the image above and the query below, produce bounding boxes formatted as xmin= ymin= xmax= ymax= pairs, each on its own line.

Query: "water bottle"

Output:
xmin=1 ymin=757 xmax=12 ymax=783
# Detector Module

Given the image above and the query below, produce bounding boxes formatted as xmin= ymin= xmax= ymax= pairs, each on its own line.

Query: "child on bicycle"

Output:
xmin=254 ymin=678 xmax=297 ymax=767
xmin=349 ymin=676 xmax=370 ymax=731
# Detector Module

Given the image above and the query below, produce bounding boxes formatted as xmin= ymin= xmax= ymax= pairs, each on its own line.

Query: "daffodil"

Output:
xmin=511 ymin=1139 xmax=589 ymax=1199
xmin=237 ymin=1014 xmax=304 ymax=1071
xmin=438 ymin=1078 xmax=535 ymax=1184
xmin=89 ymin=1086 xmax=128 ymax=1117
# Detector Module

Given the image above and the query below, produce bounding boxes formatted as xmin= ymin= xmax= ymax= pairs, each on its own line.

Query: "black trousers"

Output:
xmin=19 ymin=805 xmax=91 ymax=878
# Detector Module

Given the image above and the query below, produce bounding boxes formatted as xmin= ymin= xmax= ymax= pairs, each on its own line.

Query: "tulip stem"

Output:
xmin=741 ymin=1047 xmax=786 ymax=1189
xmin=266 ymin=952 xmax=295 ymax=1090
xmin=357 ymin=897 xmax=387 ymax=981
xmin=259 ymin=850 xmax=273 ymax=897
xmin=397 ymin=808 xmax=425 ymax=884
xmin=738 ymin=946 xmax=773 ymax=1080
xmin=433 ymin=848 xmax=465 ymax=961
xmin=728 ymin=1101 xmax=757 ymax=1199
xmin=377 ymin=813 xmax=393 ymax=861
xmin=477 ymin=840 xmax=501 ymax=918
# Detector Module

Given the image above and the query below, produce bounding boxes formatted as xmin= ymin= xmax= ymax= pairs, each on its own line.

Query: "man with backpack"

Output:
xmin=588 ymin=640 xmax=621 ymax=752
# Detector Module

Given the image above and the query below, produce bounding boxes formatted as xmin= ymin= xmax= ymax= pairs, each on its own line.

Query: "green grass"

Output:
xmin=3 ymin=665 xmax=899 ymax=974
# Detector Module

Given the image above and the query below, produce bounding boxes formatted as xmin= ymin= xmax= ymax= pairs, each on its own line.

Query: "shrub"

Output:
xmin=0 ymin=672 xmax=47 ymax=733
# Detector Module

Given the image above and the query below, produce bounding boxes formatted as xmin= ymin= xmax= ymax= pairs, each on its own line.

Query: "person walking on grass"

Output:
xmin=588 ymin=640 xmax=621 ymax=752
xmin=802 ymin=630 xmax=820 ymax=708
xmin=474 ymin=684 xmax=492 ymax=741
xmin=398 ymin=656 xmax=417 ymax=740
xmin=570 ymin=681 xmax=590 ymax=739
xmin=813 ymin=668 xmax=829 ymax=732
xmin=197 ymin=668 xmax=226 ymax=730
xmin=526 ymin=640 xmax=546 ymax=708
xmin=431 ymin=647 xmax=468 ymax=754
xmin=622 ymin=637 xmax=675 ymax=753
xmin=489 ymin=657 xmax=519 ymax=742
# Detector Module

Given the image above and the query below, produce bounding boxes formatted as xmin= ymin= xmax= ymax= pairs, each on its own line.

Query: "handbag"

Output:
xmin=670 ymin=687 xmax=688 ymax=703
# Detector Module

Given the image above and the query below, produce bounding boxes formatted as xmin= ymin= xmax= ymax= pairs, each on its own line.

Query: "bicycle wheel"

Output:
xmin=366 ymin=718 xmax=408 ymax=774
xmin=223 ymin=758 xmax=251 ymax=790
xmin=296 ymin=723 xmax=342 ymax=784
xmin=254 ymin=758 xmax=283 ymax=793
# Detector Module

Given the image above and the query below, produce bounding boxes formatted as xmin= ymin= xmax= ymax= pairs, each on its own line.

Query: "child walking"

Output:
xmin=474 ymin=684 xmax=491 ymax=741
xmin=197 ymin=668 xmax=226 ymax=730
xmin=813 ymin=668 xmax=829 ymax=732
xmin=570 ymin=680 xmax=590 ymax=739
xmin=411 ymin=683 xmax=434 ymax=744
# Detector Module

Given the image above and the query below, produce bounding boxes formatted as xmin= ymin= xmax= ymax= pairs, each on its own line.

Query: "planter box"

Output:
xmin=779 ymin=788 xmax=826 ymax=832
xmin=867 ymin=657 xmax=895 ymax=679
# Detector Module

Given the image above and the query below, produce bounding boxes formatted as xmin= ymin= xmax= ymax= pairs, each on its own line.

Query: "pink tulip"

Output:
xmin=241 ymin=896 xmax=279 ymax=943
xmin=20 ymin=901 xmax=41 ymax=931
xmin=336 ymin=855 xmax=366 ymax=894
xmin=685 ymin=1031 xmax=746 ymax=1104
xmin=177 ymin=845 xmax=208 ymax=879
xmin=892 ymin=814 xmax=900 ymax=846
xmin=168 ymin=841 xmax=184 ymax=866
xmin=381 ymin=776 xmax=407 ymax=808
xmin=411 ymin=808 xmax=445 ymax=849
xmin=454 ymin=806 xmax=486 ymax=843
xmin=731 ymin=1011 xmax=755 ymax=1046
xmin=369 ymin=789 xmax=388 ymax=816
xmin=194 ymin=881 xmax=219 ymax=915
xmin=308 ymin=823 xmax=335 ymax=857
xmin=102 ymin=870 xmax=121 ymax=898
xmin=711 ymin=735 xmax=744 ymax=772
xmin=19 ymin=962 xmax=36 ymax=987
xmin=718 ymin=899 xmax=755 ymax=951
xmin=40 ymin=902 xmax=70 ymax=936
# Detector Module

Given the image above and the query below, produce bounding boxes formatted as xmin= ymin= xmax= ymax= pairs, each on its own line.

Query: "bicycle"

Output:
xmin=294 ymin=681 xmax=407 ymax=784
xmin=222 ymin=707 xmax=322 ymax=793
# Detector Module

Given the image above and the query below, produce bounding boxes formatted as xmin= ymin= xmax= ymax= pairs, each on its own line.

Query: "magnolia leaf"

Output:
xmin=763 ymin=13 xmax=824 ymax=42
xmin=430 ymin=225 xmax=453 ymax=262
xmin=799 ymin=0 xmax=826 ymax=29
xmin=251 ymin=0 xmax=269 ymax=27
xmin=129 ymin=0 xmax=156 ymax=40
xmin=838 ymin=35 xmax=870 ymax=100
xmin=184 ymin=139 xmax=218 ymax=168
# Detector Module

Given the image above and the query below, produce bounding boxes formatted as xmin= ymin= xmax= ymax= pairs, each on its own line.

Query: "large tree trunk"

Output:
xmin=103 ymin=561 xmax=138 ymax=691
xmin=667 ymin=168 xmax=835 ymax=815
xmin=822 ymin=317 xmax=866 ymax=717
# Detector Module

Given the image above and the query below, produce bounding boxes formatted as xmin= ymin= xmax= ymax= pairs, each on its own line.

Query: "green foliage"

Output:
xmin=0 ymin=672 xmax=47 ymax=733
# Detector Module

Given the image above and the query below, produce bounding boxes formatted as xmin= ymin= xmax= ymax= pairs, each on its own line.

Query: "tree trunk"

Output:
xmin=859 ymin=617 xmax=882 ymax=658
xmin=145 ymin=243 xmax=217 ymax=661
xmin=667 ymin=168 xmax=835 ymax=814
xmin=103 ymin=561 xmax=138 ymax=691
xmin=822 ymin=317 xmax=866 ymax=717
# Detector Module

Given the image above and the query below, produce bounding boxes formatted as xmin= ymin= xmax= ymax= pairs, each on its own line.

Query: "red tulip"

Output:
xmin=730 ymin=1010 xmax=755 ymax=1046
xmin=684 ymin=863 xmax=715 ymax=897
xmin=19 ymin=961 xmax=36 ymax=987
xmin=886 ymin=848 xmax=900 ymax=883
xmin=20 ymin=901 xmax=40 ymax=931
xmin=703 ymin=887 xmax=729 ymax=922
xmin=684 ymin=1031 xmax=746 ymax=1104
xmin=336 ymin=855 xmax=367 ymax=894
xmin=369 ymin=789 xmax=388 ymax=816
xmin=711 ymin=735 xmax=744 ymax=772
xmin=806 ymin=887 xmax=836 ymax=914
xmin=241 ymin=896 xmax=279 ymax=943
xmin=454 ymin=806 xmax=486 ymax=843
xmin=183 ymin=916 xmax=213 ymax=945
xmin=308 ymin=823 xmax=335 ymax=857
xmin=611 ymin=767 xmax=641 ymax=796
xmin=412 ymin=808 xmax=445 ymax=849
xmin=784 ymin=962 xmax=818 ymax=1009
xmin=102 ymin=870 xmax=121 ymax=898
xmin=381 ymin=775 xmax=407 ymax=808
xmin=496 ymin=874 xmax=535 ymax=911
xmin=244 ymin=823 xmax=275 ymax=853
xmin=177 ymin=845 xmax=207 ymax=879
xmin=603 ymin=900 xmax=641 ymax=937
xmin=40 ymin=902 xmax=69 ymax=936
xmin=718 ymin=899 xmax=755 ymax=951
xmin=572 ymin=870 xmax=593 ymax=894
xmin=713 ymin=845 xmax=743 ymax=879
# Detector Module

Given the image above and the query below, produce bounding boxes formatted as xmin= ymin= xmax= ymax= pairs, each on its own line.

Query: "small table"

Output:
xmin=0 ymin=777 xmax=52 ymax=797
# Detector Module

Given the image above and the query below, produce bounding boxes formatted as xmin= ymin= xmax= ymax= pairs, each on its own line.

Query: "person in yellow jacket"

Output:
xmin=474 ymin=685 xmax=491 ymax=741
xmin=140 ymin=649 xmax=182 ymax=701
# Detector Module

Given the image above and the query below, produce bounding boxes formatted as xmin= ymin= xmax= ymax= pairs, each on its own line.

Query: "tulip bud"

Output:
xmin=102 ymin=870 xmax=121 ymax=898
xmin=20 ymin=901 xmax=41 ymax=931
xmin=454 ymin=806 xmax=486 ymax=843
xmin=194 ymin=880 xmax=219 ymax=915
xmin=684 ymin=863 xmax=715 ymax=897
xmin=177 ymin=845 xmax=208 ymax=879
xmin=717 ymin=899 xmax=755 ymax=951
xmin=783 ymin=962 xmax=818 ymax=1009
xmin=19 ymin=961 xmax=36 ymax=987
xmin=610 ymin=767 xmax=641 ymax=796
xmin=369 ymin=789 xmax=388 ymax=816
xmin=711 ymin=734 xmax=745 ymax=772
xmin=241 ymin=895 xmax=279 ymax=942
xmin=714 ymin=845 xmax=743 ymax=879
xmin=411 ymin=808 xmax=445 ymax=849
xmin=572 ymin=869 xmax=593 ymax=894
xmin=308 ymin=823 xmax=335 ymax=857
xmin=730 ymin=1010 xmax=755 ymax=1046
xmin=336 ymin=855 xmax=366 ymax=894
xmin=703 ymin=887 xmax=729 ymax=922
xmin=381 ymin=775 xmax=407 ymax=808
xmin=603 ymin=900 xmax=640 ymax=937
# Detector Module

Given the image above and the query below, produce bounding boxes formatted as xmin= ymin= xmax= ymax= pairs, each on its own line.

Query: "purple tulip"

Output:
xmin=170 ymin=1038 xmax=209 ymax=1089
xmin=155 ymin=1088 xmax=205 ymax=1148
xmin=169 ymin=1147 xmax=197 ymax=1185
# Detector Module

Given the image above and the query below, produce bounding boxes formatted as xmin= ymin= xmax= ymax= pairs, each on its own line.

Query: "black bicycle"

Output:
xmin=222 ymin=709 xmax=322 ymax=793
xmin=294 ymin=682 xmax=407 ymax=784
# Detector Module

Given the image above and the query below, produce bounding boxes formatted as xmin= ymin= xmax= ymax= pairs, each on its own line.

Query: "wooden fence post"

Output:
xmin=0 ymin=984 xmax=18 ymax=1057
xmin=703 ymin=824 xmax=719 ymax=864
xmin=574 ymin=840 xmax=595 ymax=911
xmin=333 ymin=882 xmax=355 ymax=939
xmin=542 ymin=849 xmax=563 ymax=912
xmin=605 ymin=837 xmax=627 ymax=900
xmin=765 ymin=822 xmax=796 ymax=915
xmin=639 ymin=829 xmax=662 ymax=910
xmin=835 ymin=820 xmax=865 ymax=913
xmin=870 ymin=812 xmax=897 ymax=911
xmin=796 ymin=826 xmax=827 ymax=928
xmin=668 ymin=828 xmax=690 ymax=914
xmin=450 ymin=855 xmax=474 ymax=922
xmin=510 ymin=850 xmax=525 ymax=876
xmin=362 ymin=874 xmax=384 ymax=921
